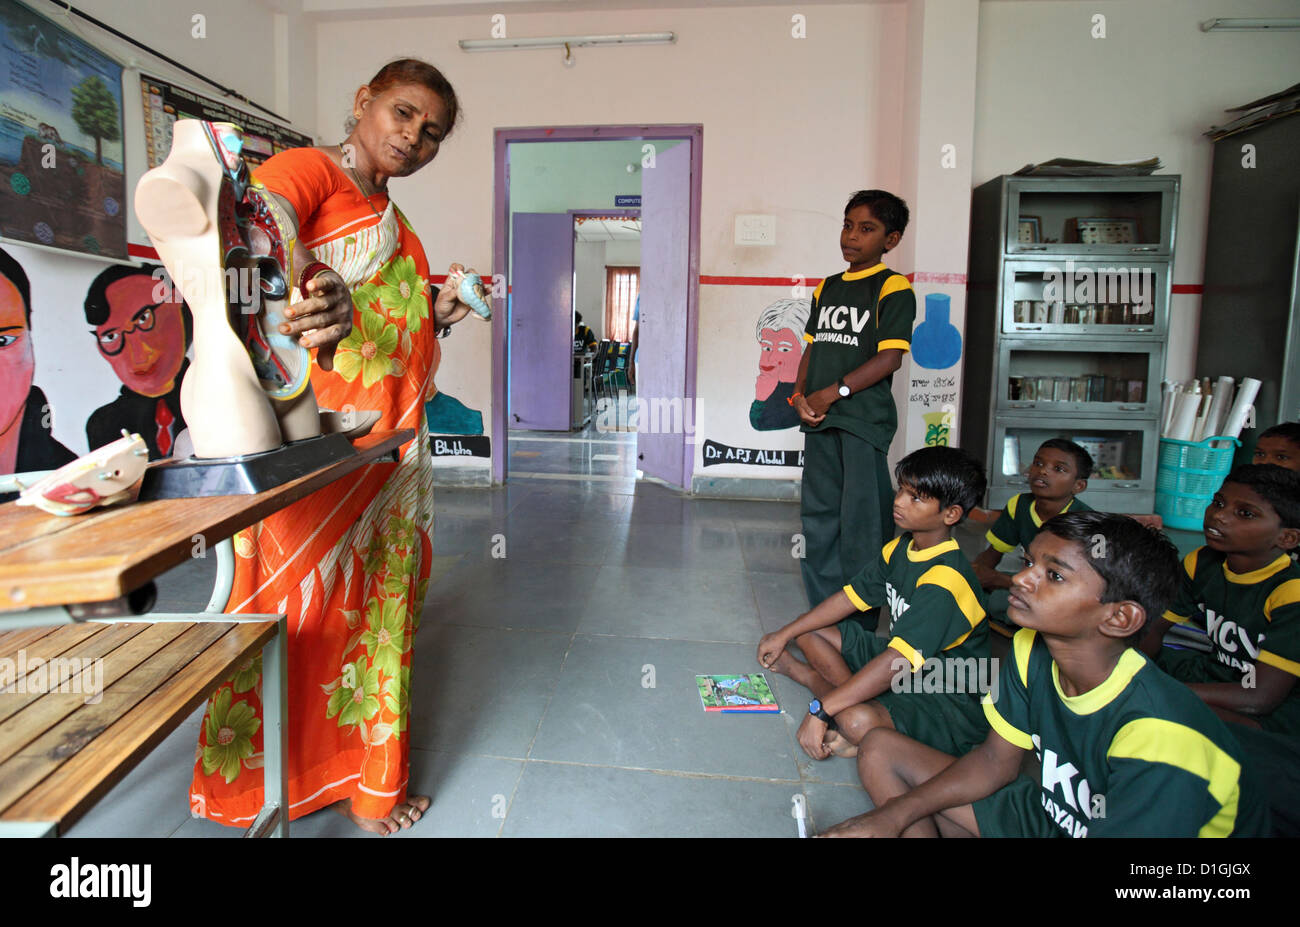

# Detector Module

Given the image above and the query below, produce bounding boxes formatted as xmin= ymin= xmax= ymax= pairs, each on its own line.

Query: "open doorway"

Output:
xmin=509 ymin=209 xmax=642 ymax=483
xmin=491 ymin=126 xmax=702 ymax=490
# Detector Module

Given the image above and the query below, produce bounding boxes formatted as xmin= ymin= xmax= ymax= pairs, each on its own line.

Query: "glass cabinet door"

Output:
xmin=998 ymin=341 xmax=1160 ymax=417
xmin=991 ymin=419 xmax=1155 ymax=497
xmin=1004 ymin=177 xmax=1178 ymax=258
xmin=1001 ymin=260 xmax=1168 ymax=338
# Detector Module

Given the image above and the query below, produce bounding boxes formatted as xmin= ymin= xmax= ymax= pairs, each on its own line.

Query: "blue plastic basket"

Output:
xmin=1154 ymin=435 xmax=1240 ymax=531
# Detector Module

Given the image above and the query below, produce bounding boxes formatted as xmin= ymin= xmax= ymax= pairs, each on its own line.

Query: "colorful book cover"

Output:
xmin=697 ymin=673 xmax=780 ymax=712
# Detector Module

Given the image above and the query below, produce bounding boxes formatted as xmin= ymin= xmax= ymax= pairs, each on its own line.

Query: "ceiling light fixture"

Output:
xmin=459 ymin=32 xmax=676 ymax=52
xmin=1200 ymin=17 xmax=1300 ymax=31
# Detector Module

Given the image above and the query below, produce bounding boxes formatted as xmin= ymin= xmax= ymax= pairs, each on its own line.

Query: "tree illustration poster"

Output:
xmin=0 ymin=0 xmax=127 ymax=259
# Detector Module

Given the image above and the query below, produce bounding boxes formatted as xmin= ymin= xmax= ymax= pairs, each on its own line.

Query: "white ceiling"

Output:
xmin=574 ymin=217 xmax=641 ymax=242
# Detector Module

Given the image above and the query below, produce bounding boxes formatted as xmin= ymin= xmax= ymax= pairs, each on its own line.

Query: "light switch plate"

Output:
xmin=735 ymin=214 xmax=776 ymax=246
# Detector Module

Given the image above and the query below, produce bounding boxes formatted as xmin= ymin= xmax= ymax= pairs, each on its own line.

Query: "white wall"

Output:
xmin=574 ymin=239 xmax=606 ymax=340
xmin=973 ymin=0 xmax=1300 ymax=382
xmin=604 ymin=240 xmax=641 ymax=267
xmin=315 ymin=3 xmax=907 ymax=480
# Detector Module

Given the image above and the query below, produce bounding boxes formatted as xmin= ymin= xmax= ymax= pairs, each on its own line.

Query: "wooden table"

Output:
xmin=0 ymin=429 xmax=412 ymax=838
xmin=0 ymin=430 xmax=412 ymax=616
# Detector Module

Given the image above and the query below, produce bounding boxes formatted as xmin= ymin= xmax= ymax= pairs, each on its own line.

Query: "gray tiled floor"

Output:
xmin=63 ymin=425 xmax=1212 ymax=838
xmin=67 ymin=427 xmax=871 ymax=838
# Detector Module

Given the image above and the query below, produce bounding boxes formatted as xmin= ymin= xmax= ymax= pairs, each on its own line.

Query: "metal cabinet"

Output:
xmin=962 ymin=175 xmax=1180 ymax=513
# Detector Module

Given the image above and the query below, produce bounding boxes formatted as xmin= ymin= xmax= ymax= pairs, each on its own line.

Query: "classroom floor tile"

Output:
xmin=85 ymin=428 xmax=892 ymax=838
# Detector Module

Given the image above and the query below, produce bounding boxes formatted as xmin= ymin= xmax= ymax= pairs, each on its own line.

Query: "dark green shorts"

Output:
xmin=1159 ymin=646 xmax=1300 ymax=734
xmin=837 ymin=613 xmax=882 ymax=673
xmin=972 ymin=775 xmax=1057 ymax=838
xmin=835 ymin=623 xmax=991 ymax=755
xmin=1228 ymin=723 xmax=1300 ymax=837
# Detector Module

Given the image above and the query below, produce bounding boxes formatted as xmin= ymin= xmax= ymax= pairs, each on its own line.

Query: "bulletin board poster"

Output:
xmin=140 ymin=75 xmax=313 ymax=170
xmin=0 ymin=0 xmax=127 ymax=259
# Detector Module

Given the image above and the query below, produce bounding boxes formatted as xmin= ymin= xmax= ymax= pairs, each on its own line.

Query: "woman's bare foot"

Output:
xmin=332 ymin=794 xmax=431 ymax=835
xmin=823 ymin=730 xmax=859 ymax=758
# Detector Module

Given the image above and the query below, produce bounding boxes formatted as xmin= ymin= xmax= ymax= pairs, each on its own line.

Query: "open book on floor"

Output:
xmin=697 ymin=673 xmax=780 ymax=712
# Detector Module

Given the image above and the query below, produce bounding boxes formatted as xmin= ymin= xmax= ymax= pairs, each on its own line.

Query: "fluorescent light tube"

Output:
xmin=459 ymin=32 xmax=676 ymax=51
xmin=1200 ymin=18 xmax=1300 ymax=31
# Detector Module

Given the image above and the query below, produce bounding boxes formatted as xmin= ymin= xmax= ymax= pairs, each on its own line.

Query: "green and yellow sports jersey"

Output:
xmin=801 ymin=264 xmax=915 ymax=452
xmin=985 ymin=493 xmax=1092 ymax=554
xmin=1163 ymin=548 xmax=1300 ymax=734
xmin=986 ymin=629 xmax=1269 ymax=837
xmin=843 ymin=534 xmax=988 ymax=672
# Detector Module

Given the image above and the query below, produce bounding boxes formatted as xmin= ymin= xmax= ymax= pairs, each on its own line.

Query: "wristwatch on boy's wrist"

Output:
xmin=808 ymin=699 xmax=832 ymax=723
xmin=837 ymin=378 xmax=851 ymax=398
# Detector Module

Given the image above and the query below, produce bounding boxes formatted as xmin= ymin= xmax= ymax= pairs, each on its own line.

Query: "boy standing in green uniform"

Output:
xmin=1141 ymin=464 xmax=1300 ymax=834
xmin=823 ymin=511 xmax=1269 ymax=838
xmin=792 ymin=190 xmax=915 ymax=607
xmin=758 ymin=447 xmax=990 ymax=761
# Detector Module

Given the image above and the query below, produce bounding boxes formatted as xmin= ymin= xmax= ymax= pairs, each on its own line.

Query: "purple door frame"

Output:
xmin=492 ymin=125 xmax=703 ymax=485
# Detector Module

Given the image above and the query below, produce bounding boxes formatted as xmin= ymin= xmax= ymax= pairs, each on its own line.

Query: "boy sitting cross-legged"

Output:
xmin=1141 ymin=463 xmax=1300 ymax=834
xmin=821 ymin=511 xmax=1270 ymax=838
xmin=757 ymin=446 xmax=990 ymax=762
xmin=971 ymin=439 xmax=1093 ymax=635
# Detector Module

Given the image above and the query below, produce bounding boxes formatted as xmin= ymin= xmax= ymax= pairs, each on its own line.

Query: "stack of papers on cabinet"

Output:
xmin=1013 ymin=157 xmax=1162 ymax=176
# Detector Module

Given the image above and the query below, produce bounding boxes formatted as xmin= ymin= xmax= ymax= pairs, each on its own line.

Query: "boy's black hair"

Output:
xmin=1259 ymin=421 xmax=1300 ymax=447
xmin=1040 ymin=510 xmax=1181 ymax=642
xmin=575 ymin=312 xmax=583 ymax=324
xmin=0 ymin=246 xmax=31 ymax=327
xmin=1037 ymin=438 xmax=1094 ymax=480
xmin=1221 ymin=464 xmax=1300 ymax=530
xmin=894 ymin=446 xmax=986 ymax=522
xmin=844 ymin=189 xmax=909 ymax=236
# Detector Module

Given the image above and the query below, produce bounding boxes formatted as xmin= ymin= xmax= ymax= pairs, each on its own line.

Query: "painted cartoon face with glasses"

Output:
xmin=93 ymin=273 xmax=187 ymax=398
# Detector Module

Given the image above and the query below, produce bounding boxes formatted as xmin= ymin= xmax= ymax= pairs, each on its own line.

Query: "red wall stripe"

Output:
xmin=120 ymin=251 xmax=1204 ymax=296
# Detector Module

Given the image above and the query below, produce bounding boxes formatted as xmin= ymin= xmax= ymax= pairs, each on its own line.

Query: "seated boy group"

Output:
xmin=760 ymin=423 xmax=1300 ymax=837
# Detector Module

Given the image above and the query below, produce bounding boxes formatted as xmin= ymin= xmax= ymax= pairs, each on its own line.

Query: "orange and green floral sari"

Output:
xmin=190 ymin=147 xmax=438 ymax=825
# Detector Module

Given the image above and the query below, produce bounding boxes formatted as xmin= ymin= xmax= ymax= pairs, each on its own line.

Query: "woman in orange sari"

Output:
xmin=190 ymin=59 xmax=472 ymax=835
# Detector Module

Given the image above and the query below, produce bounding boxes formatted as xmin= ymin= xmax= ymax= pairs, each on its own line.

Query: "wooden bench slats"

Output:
xmin=0 ymin=622 xmax=103 ymax=669
xmin=0 ymin=621 xmax=233 ymax=813
xmin=0 ymin=622 xmax=191 ymax=760
xmin=4 ymin=620 xmax=276 ymax=830
xmin=0 ymin=623 xmax=149 ymax=726
xmin=0 ymin=627 xmax=59 ymax=653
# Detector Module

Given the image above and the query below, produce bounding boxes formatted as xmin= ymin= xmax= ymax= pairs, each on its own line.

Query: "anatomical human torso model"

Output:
xmin=134 ymin=120 xmax=320 ymax=458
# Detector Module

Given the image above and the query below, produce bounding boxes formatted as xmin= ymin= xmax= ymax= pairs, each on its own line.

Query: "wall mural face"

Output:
xmin=0 ymin=245 xmax=75 ymax=480
xmin=83 ymin=264 xmax=191 ymax=460
xmin=750 ymin=297 xmax=810 ymax=432
xmin=701 ymin=295 xmax=812 ymax=471
xmin=1 ymin=246 xmax=192 ymax=487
